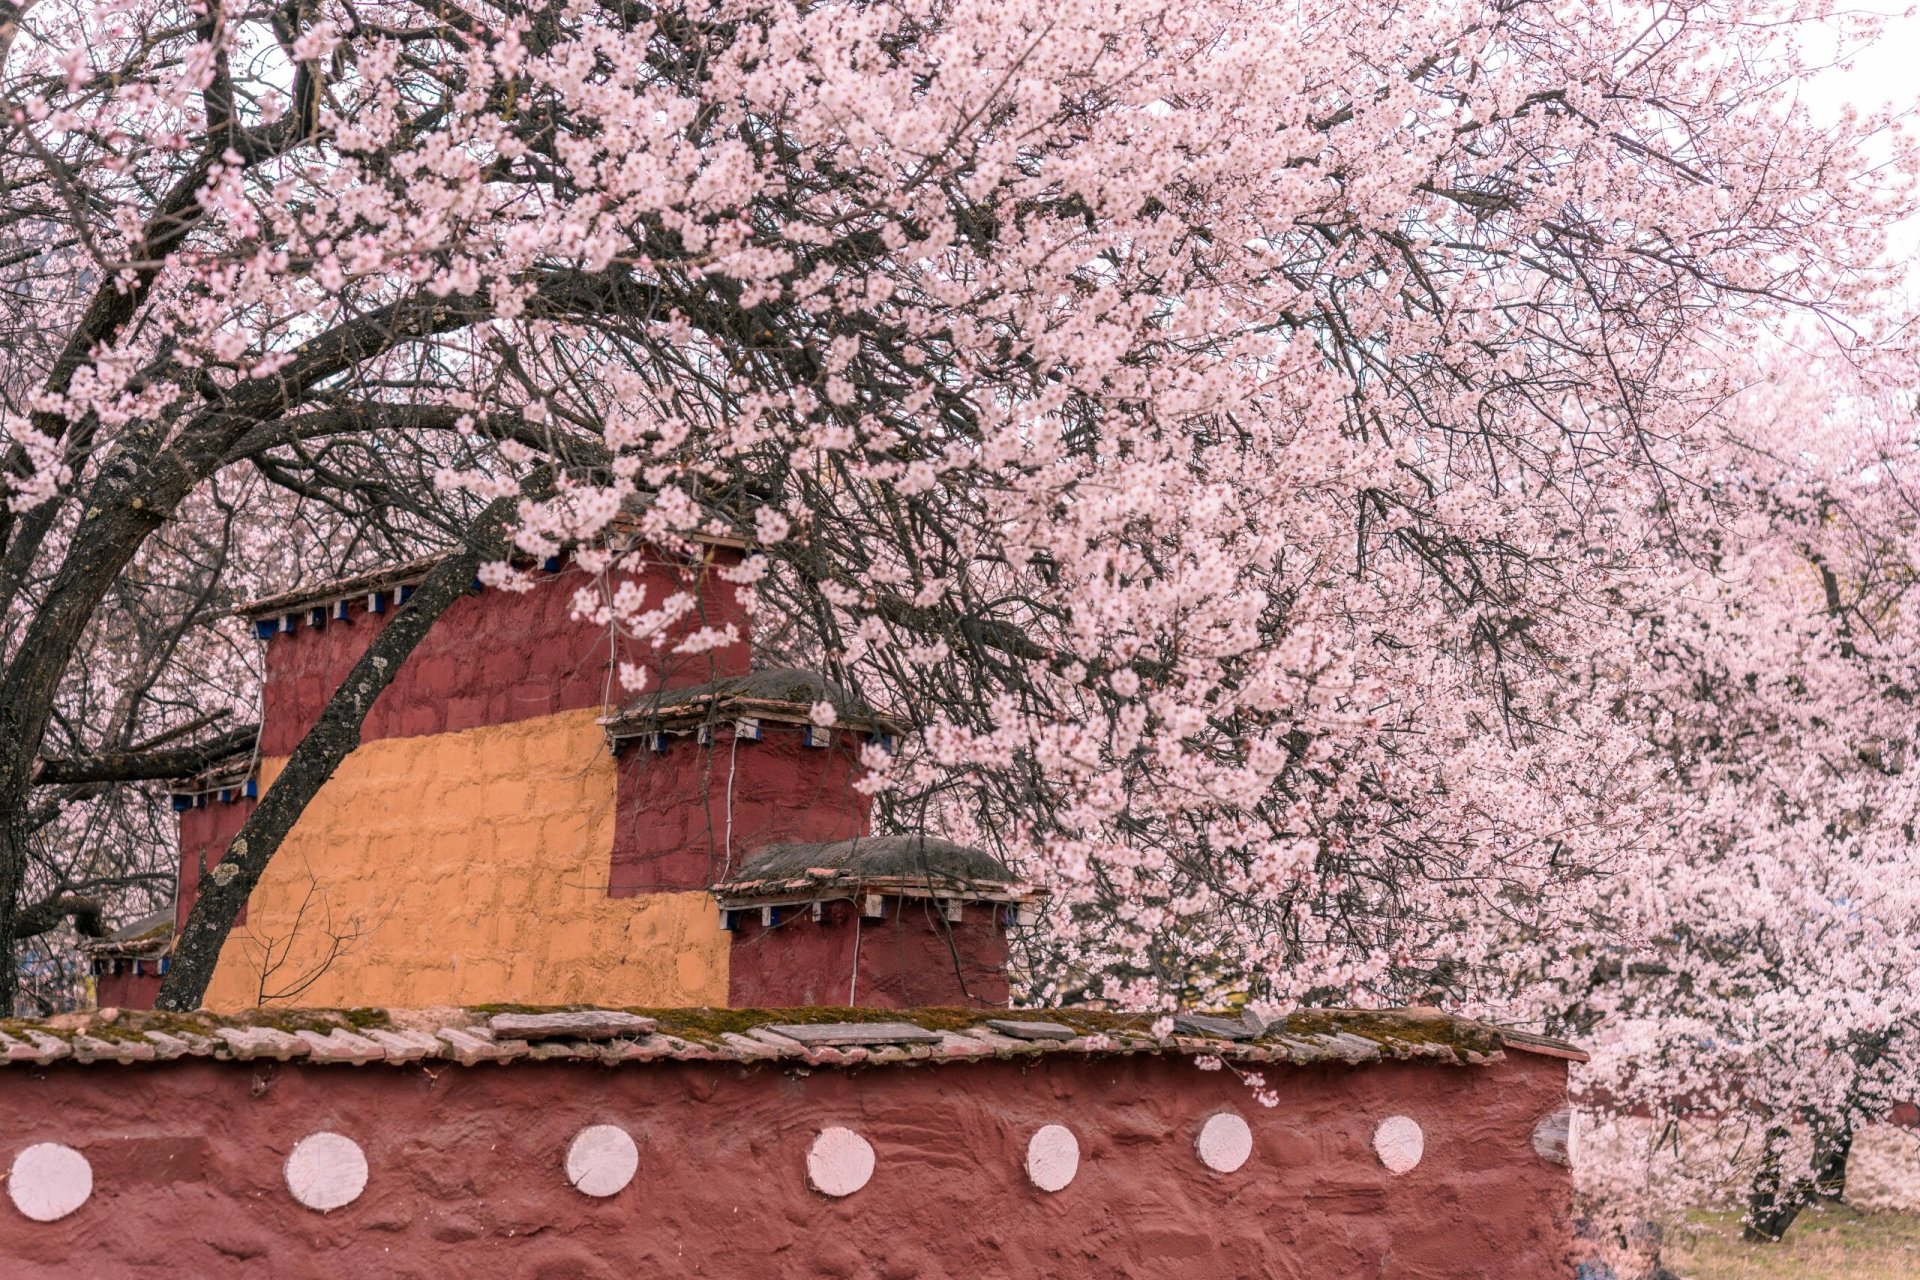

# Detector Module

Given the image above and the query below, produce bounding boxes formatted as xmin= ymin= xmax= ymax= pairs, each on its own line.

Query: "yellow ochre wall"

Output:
xmin=200 ymin=708 xmax=729 ymax=1012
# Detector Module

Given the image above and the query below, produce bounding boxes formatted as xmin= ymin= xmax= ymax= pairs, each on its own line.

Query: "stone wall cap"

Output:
xmin=1173 ymin=1013 xmax=1253 ymax=1042
xmin=985 ymin=1019 xmax=1076 ymax=1041
xmin=0 ymin=1006 xmax=1586 ymax=1070
xmin=763 ymin=1022 xmax=942 ymax=1046
xmin=487 ymin=1011 xmax=657 ymax=1041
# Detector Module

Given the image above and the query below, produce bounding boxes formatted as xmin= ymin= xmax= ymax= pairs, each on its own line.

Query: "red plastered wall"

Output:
xmin=258 ymin=552 xmax=749 ymax=756
xmin=92 ymin=970 xmax=162 ymax=1011
xmin=177 ymin=798 xmax=255 ymax=929
xmin=0 ymin=1048 xmax=1576 ymax=1277
xmin=726 ymin=898 xmax=1012 ymax=1008
xmin=607 ymin=729 xmax=873 ymax=895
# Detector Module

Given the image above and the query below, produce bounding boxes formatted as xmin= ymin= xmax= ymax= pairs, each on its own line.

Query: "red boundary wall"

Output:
xmin=0 ymin=1050 xmax=1573 ymax=1277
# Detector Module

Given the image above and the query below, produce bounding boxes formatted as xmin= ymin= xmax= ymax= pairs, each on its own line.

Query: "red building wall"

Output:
xmin=91 ymin=970 xmax=162 ymax=1011
xmin=0 ymin=1049 xmax=1574 ymax=1277
xmin=727 ymin=899 xmax=1012 ymax=1008
xmin=609 ymin=732 xmax=872 ymax=894
xmin=89 ymin=798 xmax=257 ymax=1013
xmin=176 ymin=798 xmax=256 ymax=929
xmin=259 ymin=555 xmax=749 ymax=756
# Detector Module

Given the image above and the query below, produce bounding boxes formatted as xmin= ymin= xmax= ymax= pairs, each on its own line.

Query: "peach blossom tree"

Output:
xmin=1542 ymin=354 xmax=1920 ymax=1244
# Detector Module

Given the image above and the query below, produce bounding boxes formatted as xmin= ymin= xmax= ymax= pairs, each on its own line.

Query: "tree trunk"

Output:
xmin=1743 ymin=1124 xmax=1816 ymax=1243
xmin=155 ymin=489 xmax=532 ymax=1010
xmin=1812 ymin=1127 xmax=1853 ymax=1204
xmin=0 ymin=818 xmax=29 ymax=1014
xmin=0 ymin=290 xmax=497 ymax=1013
xmin=0 ymin=485 xmax=172 ymax=1013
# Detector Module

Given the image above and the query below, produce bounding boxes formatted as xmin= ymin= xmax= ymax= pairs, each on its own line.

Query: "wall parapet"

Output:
xmin=0 ymin=1004 xmax=1583 ymax=1276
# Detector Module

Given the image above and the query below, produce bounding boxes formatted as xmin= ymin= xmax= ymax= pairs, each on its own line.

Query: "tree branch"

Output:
xmin=33 ymin=724 xmax=259 ymax=786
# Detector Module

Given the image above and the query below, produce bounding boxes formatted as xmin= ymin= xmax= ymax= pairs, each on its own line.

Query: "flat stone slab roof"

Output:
xmin=603 ymin=666 xmax=908 ymax=736
xmin=0 ymin=1006 xmax=1586 ymax=1070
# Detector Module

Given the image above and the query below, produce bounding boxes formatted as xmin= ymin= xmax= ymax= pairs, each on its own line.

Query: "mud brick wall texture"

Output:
xmin=197 ymin=556 xmax=753 ymax=1011
xmin=176 ymin=798 xmax=255 ymax=930
xmin=91 ymin=969 xmax=162 ymax=1012
xmin=609 ymin=731 xmax=874 ymax=895
xmin=200 ymin=709 xmax=729 ymax=1012
xmin=726 ymin=899 xmax=1011 ymax=1009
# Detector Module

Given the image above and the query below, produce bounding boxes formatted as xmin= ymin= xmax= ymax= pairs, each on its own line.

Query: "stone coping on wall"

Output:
xmin=0 ymin=1005 xmax=1586 ymax=1070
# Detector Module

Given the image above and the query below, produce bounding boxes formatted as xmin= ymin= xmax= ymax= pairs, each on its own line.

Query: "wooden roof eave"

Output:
xmin=235 ymin=528 xmax=752 ymax=622
xmin=602 ymin=695 xmax=910 ymax=739
xmin=166 ymin=757 xmax=258 ymax=796
xmin=234 ymin=554 xmax=445 ymax=621
xmin=711 ymin=876 xmax=1044 ymax=910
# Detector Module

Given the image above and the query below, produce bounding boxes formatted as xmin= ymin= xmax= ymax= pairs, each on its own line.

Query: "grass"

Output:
xmin=1667 ymin=1207 xmax=1920 ymax=1279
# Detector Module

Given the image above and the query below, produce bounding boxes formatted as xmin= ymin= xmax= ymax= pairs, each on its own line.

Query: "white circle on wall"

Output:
xmin=1196 ymin=1112 xmax=1254 ymax=1174
xmin=807 ymin=1127 xmax=874 ymax=1198
xmin=8 ymin=1143 xmax=92 ymax=1222
xmin=285 ymin=1131 xmax=369 ymax=1212
xmin=1373 ymin=1115 xmax=1424 ymax=1175
xmin=1025 ymin=1124 xmax=1079 ymax=1192
xmin=566 ymin=1124 xmax=640 ymax=1197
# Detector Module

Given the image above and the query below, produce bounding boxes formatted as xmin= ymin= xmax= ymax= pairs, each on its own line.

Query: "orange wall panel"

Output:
xmin=201 ymin=709 xmax=728 ymax=1011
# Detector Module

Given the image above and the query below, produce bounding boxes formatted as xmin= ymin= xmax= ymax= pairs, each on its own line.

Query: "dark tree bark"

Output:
xmin=156 ymin=486 xmax=536 ymax=1009
xmin=1743 ymin=1125 xmax=1806 ymax=1242
xmin=1813 ymin=1126 xmax=1854 ymax=1204
xmin=0 ymin=472 xmax=175 ymax=1012
xmin=1741 ymin=1120 xmax=1854 ymax=1243
xmin=32 ymin=724 xmax=259 ymax=786
xmin=13 ymin=895 xmax=107 ymax=940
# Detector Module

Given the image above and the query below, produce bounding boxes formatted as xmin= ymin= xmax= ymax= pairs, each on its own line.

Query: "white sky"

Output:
xmin=1802 ymin=4 xmax=1920 ymax=117
xmin=1803 ymin=4 xmax=1920 ymax=263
